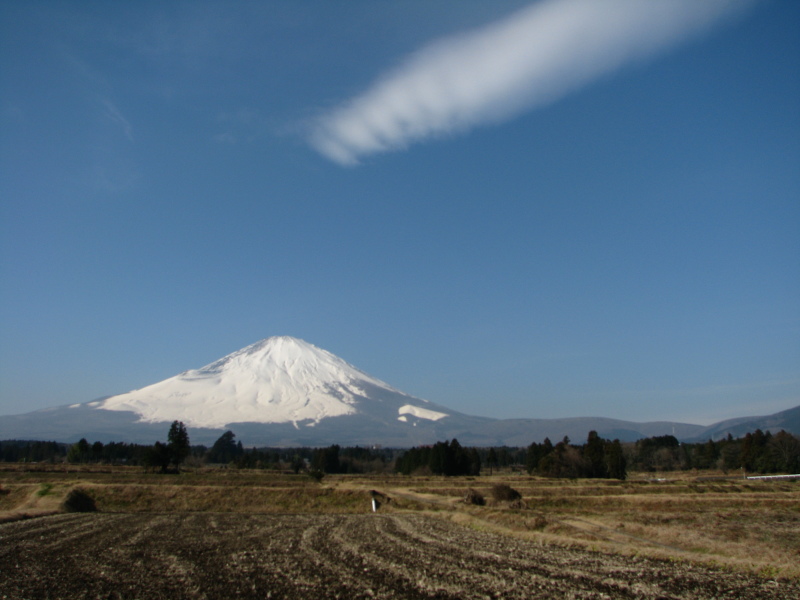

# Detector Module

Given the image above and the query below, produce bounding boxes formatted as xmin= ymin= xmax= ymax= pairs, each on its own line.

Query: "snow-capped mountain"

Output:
xmin=1 ymin=336 xmax=796 ymax=446
xmin=98 ymin=336 xmax=442 ymax=429
xmin=26 ymin=336 xmax=476 ymax=446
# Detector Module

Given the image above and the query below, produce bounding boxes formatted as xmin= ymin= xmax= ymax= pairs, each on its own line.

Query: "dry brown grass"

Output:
xmin=2 ymin=466 xmax=798 ymax=579
xmin=84 ymin=483 xmax=374 ymax=513
xmin=0 ymin=467 xmax=383 ymax=516
xmin=385 ymin=471 xmax=800 ymax=579
xmin=0 ymin=481 xmax=70 ymax=521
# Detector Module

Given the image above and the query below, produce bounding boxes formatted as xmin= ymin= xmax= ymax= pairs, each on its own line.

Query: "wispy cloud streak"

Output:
xmin=308 ymin=0 xmax=751 ymax=165
xmin=102 ymin=99 xmax=134 ymax=142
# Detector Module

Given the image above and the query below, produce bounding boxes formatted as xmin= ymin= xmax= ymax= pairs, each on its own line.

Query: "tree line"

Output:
xmin=0 ymin=424 xmax=394 ymax=474
xmin=2 ymin=426 xmax=798 ymax=478
xmin=391 ymin=433 xmax=626 ymax=479
xmin=395 ymin=439 xmax=482 ymax=476
xmin=524 ymin=432 xmax=628 ymax=479
xmin=393 ymin=428 xmax=800 ymax=479
xmin=623 ymin=429 xmax=800 ymax=474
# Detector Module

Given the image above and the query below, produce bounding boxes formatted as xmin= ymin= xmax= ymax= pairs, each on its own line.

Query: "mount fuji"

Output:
xmin=1 ymin=336 xmax=796 ymax=446
xmin=0 ymin=337 xmax=493 ymax=446
xmin=100 ymin=336 xmax=449 ymax=429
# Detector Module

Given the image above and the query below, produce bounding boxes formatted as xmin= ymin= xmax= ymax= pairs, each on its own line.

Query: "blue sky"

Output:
xmin=1 ymin=0 xmax=798 ymax=425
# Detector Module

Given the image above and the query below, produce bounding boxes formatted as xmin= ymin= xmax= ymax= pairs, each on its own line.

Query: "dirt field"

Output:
xmin=1 ymin=512 xmax=797 ymax=600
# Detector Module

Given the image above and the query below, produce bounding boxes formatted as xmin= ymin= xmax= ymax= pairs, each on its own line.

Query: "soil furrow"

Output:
xmin=1 ymin=512 xmax=797 ymax=600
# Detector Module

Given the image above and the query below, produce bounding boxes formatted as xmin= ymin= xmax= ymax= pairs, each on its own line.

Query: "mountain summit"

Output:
xmin=99 ymin=336 xmax=447 ymax=430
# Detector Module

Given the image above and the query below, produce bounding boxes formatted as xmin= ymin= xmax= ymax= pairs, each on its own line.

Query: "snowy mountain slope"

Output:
xmin=97 ymin=336 xmax=450 ymax=429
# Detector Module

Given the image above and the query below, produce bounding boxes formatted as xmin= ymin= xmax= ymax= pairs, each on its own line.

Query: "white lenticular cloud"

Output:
xmin=308 ymin=0 xmax=751 ymax=166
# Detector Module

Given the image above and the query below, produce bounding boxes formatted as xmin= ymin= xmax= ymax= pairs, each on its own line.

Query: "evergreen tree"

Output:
xmin=486 ymin=447 xmax=498 ymax=475
xmin=290 ymin=454 xmax=305 ymax=474
xmin=449 ymin=439 xmax=472 ymax=476
xmin=497 ymin=447 xmax=511 ymax=468
xmin=67 ymin=438 xmax=91 ymax=463
xmin=525 ymin=439 xmax=553 ymax=475
xmin=467 ymin=448 xmax=482 ymax=476
xmin=167 ymin=421 xmax=190 ymax=468
xmin=208 ymin=430 xmax=240 ymax=464
xmin=311 ymin=445 xmax=341 ymax=473
xmin=767 ymin=431 xmax=800 ymax=473
xmin=143 ymin=441 xmax=172 ymax=472
xmin=583 ymin=431 xmax=608 ymax=478
xmin=395 ymin=439 xmax=480 ymax=476
xmin=91 ymin=441 xmax=104 ymax=463
xmin=539 ymin=439 xmax=584 ymax=478
xmin=604 ymin=439 xmax=626 ymax=480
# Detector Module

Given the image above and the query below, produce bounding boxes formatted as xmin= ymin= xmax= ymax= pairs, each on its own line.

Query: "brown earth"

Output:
xmin=1 ymin=512 xmax=796 ymax=600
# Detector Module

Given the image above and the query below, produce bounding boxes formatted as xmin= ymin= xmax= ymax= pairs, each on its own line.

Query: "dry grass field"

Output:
xmin=1 ymin=465 xmax=798 ymax=598
xmin=376 ymin=472 xmax=800 ymax=579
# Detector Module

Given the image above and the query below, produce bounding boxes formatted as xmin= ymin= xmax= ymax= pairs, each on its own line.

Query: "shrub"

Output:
xmin=490 ymin=484 xmax=521 ymax=502
xmin=62 ymin=488 xmax=97 ymax=512
xmin=463 ymin=488 xmax=485 ymax=506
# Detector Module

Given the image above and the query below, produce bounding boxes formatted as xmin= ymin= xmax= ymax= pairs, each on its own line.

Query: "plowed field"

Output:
xmin=1 ymin=512 xmax=795 ymax=599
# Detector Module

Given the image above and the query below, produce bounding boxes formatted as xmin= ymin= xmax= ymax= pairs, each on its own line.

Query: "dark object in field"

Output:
xmin=463 ymin=488 xmax=485 ymax=505
xmin=490 ymin=483 xmax=521 ymax=502
xmin=62 ymin=488 xmax=97 ymax=512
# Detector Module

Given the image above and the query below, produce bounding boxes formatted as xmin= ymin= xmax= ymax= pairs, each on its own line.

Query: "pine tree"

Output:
xmin=67 ymin=438 xmax=90 ymax=463
xmin=583 ymin=431 xmax=608 ymax=478
xmin=143 ymin=441 xmax=172 ymax=472
xmin=604 ymin=439 xmax=627 ymax=480
xmin=167 ymin=420 xmax=190 ymax=467
xmin=486 ymin=447 xmax=498 ymax=475
xmin=208 ymin=430 xmax=238 ymax=464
